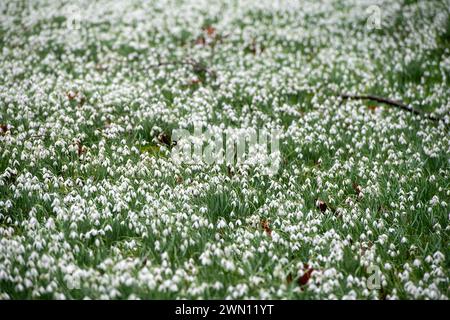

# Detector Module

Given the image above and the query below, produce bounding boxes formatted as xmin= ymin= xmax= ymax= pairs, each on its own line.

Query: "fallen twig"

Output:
xmin=339 ymin=93 xmax=442 ymax=121
xmin=146 ymin=58 xmax=216 ymax=78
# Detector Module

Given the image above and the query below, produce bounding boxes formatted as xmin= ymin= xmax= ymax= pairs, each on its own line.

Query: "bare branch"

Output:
xmin=146 ymin=59 xmax=216 ymax=78
xmin=339 ymin=93 xmax=442 ymax=121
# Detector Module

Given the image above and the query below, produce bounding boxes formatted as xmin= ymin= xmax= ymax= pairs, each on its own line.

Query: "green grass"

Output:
xmin=0 ymin=0 xmax=448 ymax=300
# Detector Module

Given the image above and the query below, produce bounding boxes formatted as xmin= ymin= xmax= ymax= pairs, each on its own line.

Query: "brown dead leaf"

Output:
xmin=0 ymin=124 xmax=8 ymax=135
xmin=67 ymin=91 xmax=78 ymax=100
xmin=78 ymin=96 xmax=86 ymax=107
xmin=188 ymin=78 xmax=202 ymax=86
xmin=195 ymin=36 xmax=206 ymax=46
xmin=353 ymin=182 xmax=362 ymax=196
xmin=204 ymin=25 xmax=216 ymax=37
xmin=298 ymin=264 xmax=314 ymax=286
xmin=316 ymin=199 xmax=327 ymax=213
xmin=260 ymin=219 xmax=272 ymax=238
xmin=195 ymin=26 xmax=223 ymax=46
xmin=227 ymin=165 xmax=234 ymax=177
xmin=286 ymin=273 xmax=293 ymax=284
xmin=157 ymin=132 xmax=172 ymax=147
xmin=76 ymin=140 xmax=86 ymax=157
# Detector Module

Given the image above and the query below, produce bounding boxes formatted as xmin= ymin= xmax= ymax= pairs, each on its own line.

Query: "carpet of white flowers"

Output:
xmin=0 ymin=0 xmax=449 ymax=299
